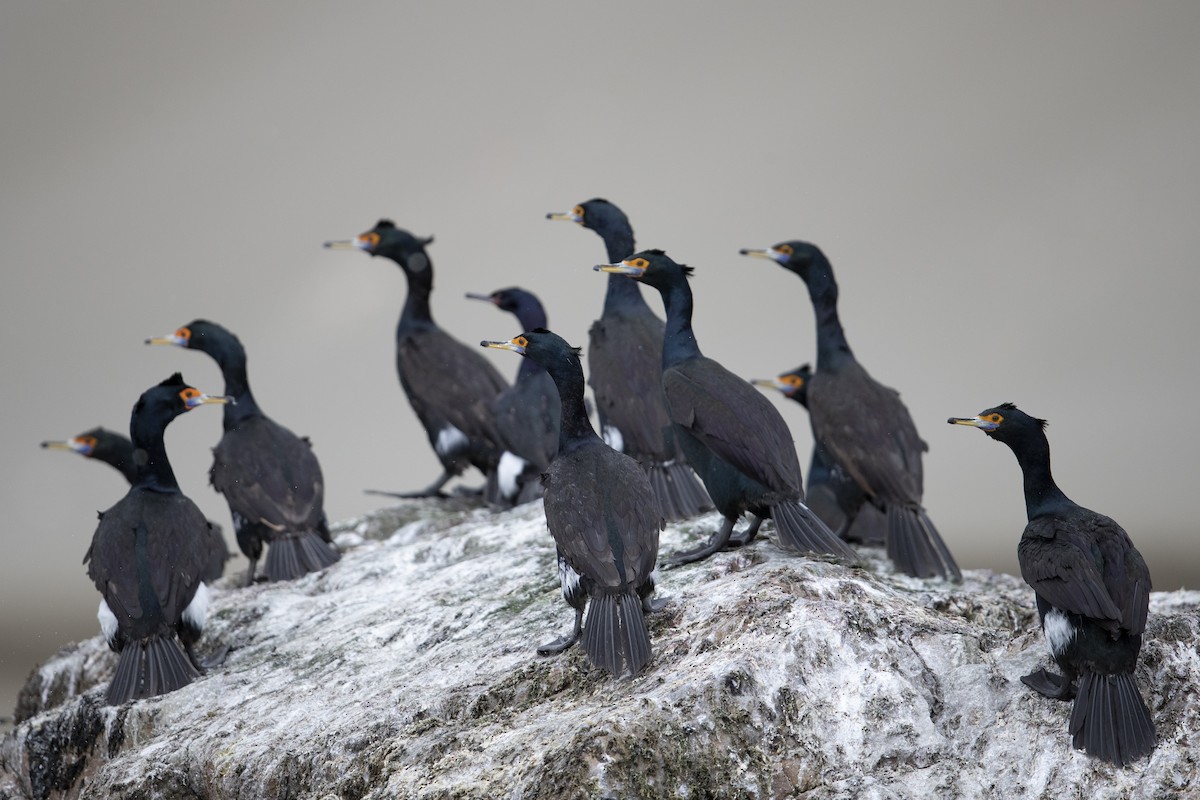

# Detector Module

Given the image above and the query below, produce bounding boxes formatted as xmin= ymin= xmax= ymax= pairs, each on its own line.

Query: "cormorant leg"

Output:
xmin=364 ymin=471 xmax=453 ymax=499
xmin=243 ymin=558 xmax=258 ymax=588
xmin=642 ymin=595 xmax=669 ymax=613
xmin=663 ymin=516 xmax=737 ymax=568
xmin=1021 ymin=668 xmax=1076 ymax=700
xmin=727 ymin=515 xmax=765 ymax=548
xmin=185 ymin=641 xmax=230 ymax=673
xmin=537 ymin=606 xmax=583 ymax=656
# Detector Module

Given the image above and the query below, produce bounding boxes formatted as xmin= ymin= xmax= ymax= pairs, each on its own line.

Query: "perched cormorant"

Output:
xmin=85 ymin=374 xmax=228 ymax=705
xmin=752 ymin=366 xmax=886 ymax=545
xmin=465 ymin=288 xmax=560 ymax=505
xmin=548 ymin=199 xmax=711 ymax=521
xmin=326 ymin=221 xmax=509 ymax=499
xmin=482 ymin=328 xmax=661 ymax=676
xmin=42 ymin=427 xmax=230 ymax=581
xmin=148 ymin=320 xmax=339 ymax=587
xmin=741 ymin=241 xmax=960 ymax=581
xmin=949 ymin=404 xmax=1155 ymax=766
xmin=597 ymin=250 xmax=855 ymax=566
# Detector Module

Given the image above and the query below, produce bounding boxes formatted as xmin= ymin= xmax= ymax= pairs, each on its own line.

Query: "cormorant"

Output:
xmin=148 ymin=320 xmax=339 ymax=586
xmin=465 ymin=288 xmax=560 ymax=505
xmin=84 ymin=374 xmax=228 ymax=705
xmin=548 ymin=199 xmax=711 ymax=521
xmin=325 ymin=220 xmax=509 ymax=499
xmin=42 ymin=427 xmax=230 ymax=581
xmin=482 ymin=328 xmax=661 ymax=677
xmin=949 ymin=403 xmax=1155 ymax=766
xmin=597 ymin=250 xmax=855 ymax=566
xmin=752 ymin=366 xmax=886 ymax=545
xmin=741 ymin=241 xmax=960 ymax=581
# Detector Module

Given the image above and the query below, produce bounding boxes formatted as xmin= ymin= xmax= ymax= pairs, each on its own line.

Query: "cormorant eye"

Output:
xmin=775 ymin=244 xmax=794 ymax=257
xmin=78 ymin=435 xmax=98 ymax=450
xmin=783 ymin=375 xmax=804 ymax=389
xmin=628 ymin=258 xmax=649 ymax=269
xmin=176 ymin=327 xmax=192 ymax=341
xmin=360 ymin=232 xmax=381 ymax=247
xmin=573 ymin=205 xmax=585 ymax=219
xmin=513 ymin=336 xmax=529 ymax=348
xmin=988 ymin=413 xmax=1003 ymax=424
xmin=180 ymin=388 xmax=202 ymax=403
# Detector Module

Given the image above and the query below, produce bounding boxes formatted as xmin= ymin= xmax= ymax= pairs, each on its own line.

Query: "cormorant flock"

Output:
xmin=37 ymin=198 xmax=1156 ymax=767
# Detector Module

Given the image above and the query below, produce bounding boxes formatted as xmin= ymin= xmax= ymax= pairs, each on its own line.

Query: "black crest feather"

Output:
xmin=159 ymin=373 xmax=186 ymax=388
xmin=376 ymin=219 xmax=396 ymax=229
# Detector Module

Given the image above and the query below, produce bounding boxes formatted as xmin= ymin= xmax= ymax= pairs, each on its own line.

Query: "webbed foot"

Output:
xmin=1021 ymin=668 xmax=1075 ymax=700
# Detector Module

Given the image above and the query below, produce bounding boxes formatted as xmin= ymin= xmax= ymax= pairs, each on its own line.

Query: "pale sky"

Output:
xmin=2 ymin=2 xmax=1198 ymax=717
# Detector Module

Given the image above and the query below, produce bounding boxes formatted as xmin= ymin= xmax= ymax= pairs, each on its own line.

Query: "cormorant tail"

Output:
xmin=1070 ymin=671 xmax=1156 ymax=767
xmin=106 ymin=635 xmax=199 ymax=705
xmin=264 ymin=530 xmax=341 ymax=582
xmin=770 ymin=500 xmax=857 ymax=561
xmin=646 ymin=460 xmax=713 ymax=522
xmin=581 ymin=590 xmax=652 ymax=677
xmin=885 ymin=504 xmax=961 ymax=582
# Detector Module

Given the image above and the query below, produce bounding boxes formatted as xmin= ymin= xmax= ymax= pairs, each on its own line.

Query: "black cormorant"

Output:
xmin=482 ymin=328 xmax=661 ymax=677
xmin=148 ymin=320 xmax=339 ymax=586
xmin=752 ymin=366 xmax=886 ymax=545
xmin=949 ymin=403 xmax=1155 ymax=766
xmin=597 ymin=250 xmax=855 ymax=566
xmin=548 ymin=199 xmax=711 ymax=521
xmin=326 ymin=220 xmax=509 ymax=499
xmin=465 ymin=288 xmax=560 ymax=505
xmin=741 ymin=241 xmax=960 ymax=581
xmin=43 ymin=427 xmax=230 ymax=581
xmin=84 ymin=374 xmax=227 ymax=705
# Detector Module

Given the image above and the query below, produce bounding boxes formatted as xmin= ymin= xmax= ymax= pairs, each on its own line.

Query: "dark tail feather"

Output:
xmin=647 ymin=460 xmax=713 ymax=522
xmin=106 ymin=635 xmax=199 ymax=705
xmin=1070 ymin=671 xmax=1156 ymax=767
xmin=885 ymin=505 xmax=961 ymax=582
xmin=581 ymin=590 xmax=652 ymax=677
xmin=264 ymin=530 xmax=341 ymax=582
xmin=770 ymin=500 xmax=858 ymax=561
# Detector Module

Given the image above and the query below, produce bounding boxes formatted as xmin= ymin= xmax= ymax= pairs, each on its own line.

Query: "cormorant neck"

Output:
xmin=204 ymin=347 xmax=263 ymax=429
xmin=128 ymin=419 xmax=180 ymax=492
xmin=97 ymin=440 xmax=138 ymax=484
xmin=544 ymin=355 xmax=602 ymax=454
xmin=1005 ymin=432 xmax=1075 ymax=520
xmin=603 ymin=272 xmax=654 ymax=315
xmin=517 ymin=358 xmax=546 ymax=382
xmin=398 ymin=267 xmax=435 ymax=338
xmin=656 ymin=279 xmax=702 ymax=368
xmin=804 ymin=264 xmax=854 ymax=370
xmin=598 ymin=226 xmax=635 ymax=264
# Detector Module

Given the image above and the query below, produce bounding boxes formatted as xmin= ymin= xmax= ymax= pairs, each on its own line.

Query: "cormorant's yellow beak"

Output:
xmin=145 ymin=333 xmax=188 ymax=347
xmin=481 ymin=336 xmax=527 ymax=355
xmin=40 ymin=438 xmax=89 ymax=454
xmin=546 ymin=210 xmax=582 ymax=224
xmin=752 ymin=378 xmax=789 ymax=392
xmin=594 ymin=260 xmax=644 ymax=277
xmin=185 ymin=392 xmax=232 ymax=409
xmin=947 ymin=416 xmax=997 ymax=432
xmin=739 ymin=247 xmax=786 ymax=263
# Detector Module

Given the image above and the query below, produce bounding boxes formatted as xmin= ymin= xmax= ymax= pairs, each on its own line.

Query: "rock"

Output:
xmin=1 ymin=500 xmax=1196 ymax=799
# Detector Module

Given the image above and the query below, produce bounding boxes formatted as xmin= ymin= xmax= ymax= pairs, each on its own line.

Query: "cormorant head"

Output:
xmin=481 ymin=327 xmax=581 ymax=369
xmin=594 ymin=248 xmax=692 ymax=291
xmin=132 ymin=373 xmax=230 ymax=423
xmin=465 ymin=287 xmax=545 ymax=321
xmin=546 ymin=197 xmax=631 ymax=236
xmin=752 ymin=364 xmax=812 ymax=406
xmin=40 ymin=426 xmax=111 ymax=457
xmin=948 ymin=402 xmax=1048 ymax=445
xmin=739 ymin=240 xmax=830 ymax=283
xmin=324 ymin=219 xmax=434 ymax=274
xmin=146 ymin=319 xmax=244 ymax=362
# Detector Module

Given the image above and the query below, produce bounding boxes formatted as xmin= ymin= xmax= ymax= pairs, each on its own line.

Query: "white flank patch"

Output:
xmin=559 ymin=555 xmax=582 ymax=604
xmin=435 ymin=424 xmax=469 ymax=458
xmin=602 ymin=425 xmax=624 ymax=453
xmin=1043 ymin=607 xmax=1075 ymax=656
xmin=97 ymin=599 xmax=119 ymax=646
xmin=183 ymin=582 xmax=210 ymax=631
xmin=497 ymin=451 xmax=527 ymax=500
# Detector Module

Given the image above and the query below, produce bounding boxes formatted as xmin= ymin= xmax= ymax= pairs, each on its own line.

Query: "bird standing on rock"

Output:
xmin=43 ymin=427 xmax=230 ymax=581
xmin=548 ymin=199 xmax=712 ymax=521
xmin=85 ymin=374 xmax=228 ymax=705
xmin=597 ymin=249 xmax=855 ymax=567
xmin=483 ymin=328 xmax=661 ymax=677
xmin=326 ymin=220 xmax=509 ymax=500
xmin=741 ymin=241 xmax=960 ymax=581
xmin=148 ymin=320 xmax=339 ymax=586
xmin=950 ymin=403 xmax=1155 ymax=767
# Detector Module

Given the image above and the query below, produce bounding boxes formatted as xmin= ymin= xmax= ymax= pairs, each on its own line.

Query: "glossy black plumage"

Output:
xmin=483 ymin=329 xmax=661 ymax=677
xmin=148 ymin=320 xmax=339 ymax=587
xmin=326 ymin=221 xmax=509 ymax=499
xmin=742 ymin=241 xmax=959 ymax=581
xmin=752 ymin=367 xmax=886 ymax=545
xmin=84 ymin=374 xmax=227 ymax=705
xmin=43 ymin=427 xmax=230 ymax=581
xmin=465 ymin=288 xmax=560 ymax=505
xmin=950 ymin=404 xmax=1155 ymax=766
xmin=548 ymin=199 xmax=711 ymax=521
xmin=598 ymin=250 xmax=855 ymax=566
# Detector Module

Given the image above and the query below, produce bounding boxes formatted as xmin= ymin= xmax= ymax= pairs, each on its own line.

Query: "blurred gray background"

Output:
xmin=2 ymin=2 xmax=1197 ymax=721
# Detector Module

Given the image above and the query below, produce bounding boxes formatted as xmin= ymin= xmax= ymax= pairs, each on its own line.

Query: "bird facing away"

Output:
xmin=483 ymin=328 xmax=661 ymax=677
xmin=84 ymin=374 xmax=228 ymax=705
xmin=42 ymin=427 xmax=230 ymax=581
xmin=597 ymin=249 xmax=856 ymax=567
xmin=752 ymin=366 xmax=886 ymax=546
xmin=465 ymin=287 xmax=560 ymax=506
xmin=548 ymin=199 xmax=712 ymax=522
xmin=741 ymin=241 xmax=960 ymax=582
xmin=148 ymin=320 xmax=339 ymax=587
xmin=326 ymin=220 xmax=510 ymax=500
xmin=950 ymin=404 xmax=1155 ymax=766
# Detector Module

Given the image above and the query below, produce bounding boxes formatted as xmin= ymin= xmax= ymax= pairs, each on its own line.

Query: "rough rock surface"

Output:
xmin=1 ymin=499 xmax=1196 ymax=799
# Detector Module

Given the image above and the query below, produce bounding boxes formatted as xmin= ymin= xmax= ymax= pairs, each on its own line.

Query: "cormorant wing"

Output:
xmin=663 ymin=358 xmax=802 ymax=493
xmin=492 ymin=371 xmax=559 ymax=469
xmin=210 ymin=416 xmax=325 ymax=531
xmin=587 ymin=308 xmax=674 ymax=459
